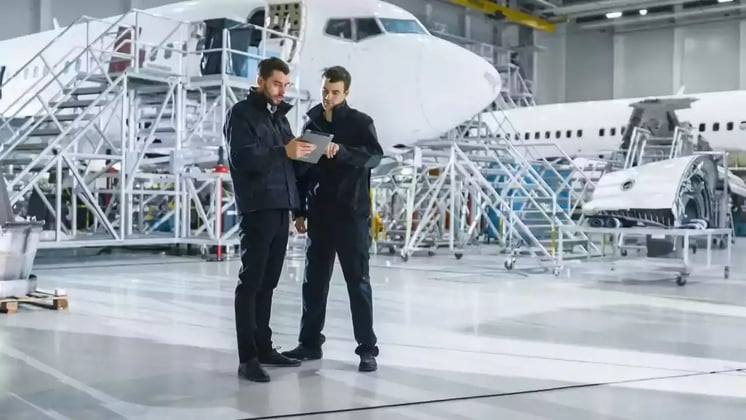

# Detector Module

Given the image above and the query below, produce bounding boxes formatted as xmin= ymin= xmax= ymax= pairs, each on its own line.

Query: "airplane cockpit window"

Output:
xmin=378 ymin=18 xmax=426 ymax=34
xmin=355 ymin=18 xmax=382 ymax=41
xmin=325 ymin=19 xmax=352 ymax=39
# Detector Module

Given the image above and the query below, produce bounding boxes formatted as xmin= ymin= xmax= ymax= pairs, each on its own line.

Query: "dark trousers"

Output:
xmin=298 ymin=212 xmax=378 ymax=356
xmin=235 ymin=209 xmax=289 ymax=363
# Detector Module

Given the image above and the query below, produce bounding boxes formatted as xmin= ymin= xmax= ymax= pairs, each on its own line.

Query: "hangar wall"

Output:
xmin=535 ymin=19 xmax=746 ymax=105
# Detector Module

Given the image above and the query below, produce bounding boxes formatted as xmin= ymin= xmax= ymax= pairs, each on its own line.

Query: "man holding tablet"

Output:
xmin=283 ymin=66 xmax=384 ymax=372
xmin=224 ymin=57 xmax=315 ymax=383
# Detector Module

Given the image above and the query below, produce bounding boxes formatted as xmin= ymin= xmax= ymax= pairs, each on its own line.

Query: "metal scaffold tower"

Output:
xmin=371 ymin=107 xmax=600 ymax=271
xmin=0 ymin=5 xmax=310 ymax=252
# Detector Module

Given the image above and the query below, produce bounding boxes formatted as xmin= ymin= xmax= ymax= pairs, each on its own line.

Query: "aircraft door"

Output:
xmin=261 ymin=1 xmax=305 ymax=65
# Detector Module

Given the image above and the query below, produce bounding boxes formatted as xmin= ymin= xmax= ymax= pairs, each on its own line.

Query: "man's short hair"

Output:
xmin=322 ymin=66 xmax=351 ymax=91
xmin=258 ymin=57 xmax=290 ymax=79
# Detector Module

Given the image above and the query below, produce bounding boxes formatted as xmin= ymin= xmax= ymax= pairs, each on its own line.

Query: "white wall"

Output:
xmin=535 ymin=18 xmax=746 ymax=105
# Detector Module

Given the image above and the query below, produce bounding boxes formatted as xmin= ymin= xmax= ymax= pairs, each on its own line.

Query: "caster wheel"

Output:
xmin=428 ymin=251 xmax=436 ymax=257
xmin=620 ymin=249 xmax=627 ymax=257
xmin=675 ymin=275 xmax=687 ymax=286
xmin=504 ymin=259 xmax=514 ymax=270
xmin=553 ymin=268 xmax=560 ymax=277
xmin=388 ymin=246 xmax=396 ymax=255
xmin=455 ymin=253 xmax=463 ymax=260
xmin=400 ymin=253 xmax=409 ymax=262
xmin=724 ymin=267 xmax=730 ymax=279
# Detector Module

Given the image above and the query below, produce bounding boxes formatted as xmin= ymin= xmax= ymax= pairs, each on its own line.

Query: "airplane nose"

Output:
xmin=418 ymin=39 xmax=502 ymax=136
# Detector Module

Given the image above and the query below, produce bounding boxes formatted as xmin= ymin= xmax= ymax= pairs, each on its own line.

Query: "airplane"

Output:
xmin=488 ymin=89 xmax=746 ymax=231
xmin=488 ymin=89 xmax=746 ymax=162
xmin=0 ymin=0 xmax=503 ymax=155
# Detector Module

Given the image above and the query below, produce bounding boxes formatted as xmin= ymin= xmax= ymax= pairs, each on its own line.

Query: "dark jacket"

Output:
xmin=294 ymin=101 xmax=383 ymax=219
xmin=224 ymin=88 xmax=299 ymax=214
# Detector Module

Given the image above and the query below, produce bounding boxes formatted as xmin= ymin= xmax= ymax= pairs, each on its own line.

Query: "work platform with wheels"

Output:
xmin=0 ymin=6 xmax=309 ymax=254
xmin=554 ymin=225 xmax=732 ymax=286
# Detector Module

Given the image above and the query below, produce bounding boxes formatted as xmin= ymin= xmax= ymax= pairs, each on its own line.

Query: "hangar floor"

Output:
xmin=2 ymin=239 xmax=746 ymax=419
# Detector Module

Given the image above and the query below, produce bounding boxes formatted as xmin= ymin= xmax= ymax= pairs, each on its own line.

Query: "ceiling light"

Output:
xmin=718 ymin=0 xmax=734 ymax=3
xmin=606 ymin=11 xmax=623 ymax=18
xmin=639 ymin=9 xmax=648 ymax=15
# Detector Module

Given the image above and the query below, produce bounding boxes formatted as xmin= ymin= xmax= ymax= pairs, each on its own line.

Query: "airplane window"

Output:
xmin=378 ymin=18 xmax=427 ymax=34
xmin=566 ymin=130 xmax=571 ymax=138
xmin=555 ymin=130 xmax=560 ymax=139
xmin=514 ymin=133 xmax=519 ymax=140
xmin=599 ymin=128 xmax=605 ymax=136
xmin=740 ymin=121 xmax=746 ymax=130
xmin=610 ymin=127 xmax=616 ymax=136
xmin=545 ymin=131 xmax=550 ymax=139
xmin=355 ymin=18 xmax=382 ymax=41
xmin=325 ymin=19 xmax=352 ymax=39
xmin=165 ymin=43 xmax=173 ymax=59
xmin=699 ymin=123 xmax=706 ymax=132
xmin=621 ymin=126 xmax=626 ymax=134
xmin=524 ymin=132 xmax=530 ymax=140
xmin=577 ymin=129 xmax=582 ymax=138
xmin=713 ymin=122 xmax=720 ymax=131
xmin=534 ymin=132 xmax=540 ymax=139
xmin=727 ymin=122 xmax=734 ymax=131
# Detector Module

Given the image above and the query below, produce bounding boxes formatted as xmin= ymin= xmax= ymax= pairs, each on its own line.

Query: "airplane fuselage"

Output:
xmin=492 ymin=90 xmax=746 ymax=161
xmin=0 ymin=0 xmax=502 ymax=153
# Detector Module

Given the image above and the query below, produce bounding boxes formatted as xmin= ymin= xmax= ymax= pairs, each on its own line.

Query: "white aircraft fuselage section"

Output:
xmin=491 ymin=90 xmax=746 ymax=159
xmin=0 ymin=0 xmax=502 ymax=152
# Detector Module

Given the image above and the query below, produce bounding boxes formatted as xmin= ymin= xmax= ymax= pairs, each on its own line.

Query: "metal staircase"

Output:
xmin=370 ymin=108 xmax=600 ymax=268
xmin=0 ymin=6 xmax=311 ymax=250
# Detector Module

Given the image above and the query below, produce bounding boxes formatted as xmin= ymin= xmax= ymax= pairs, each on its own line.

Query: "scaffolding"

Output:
xmin=0 ymin=6 xmax=310 ymax=251
xmin=371 ymin=108 xmax=600 ymax=270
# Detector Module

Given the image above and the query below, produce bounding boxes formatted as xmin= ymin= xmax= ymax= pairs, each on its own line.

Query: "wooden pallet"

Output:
xmin=0 ymin=291 xmax=69 ymax=314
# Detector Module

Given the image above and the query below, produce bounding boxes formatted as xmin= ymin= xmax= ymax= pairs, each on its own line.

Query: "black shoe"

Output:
xmin=359 ymin=354 xmax=377 ymax=372
xmin=258 ymin=348 xmax=302 ymax=367
xmin=238 ymin=360 xmax=270 ymax=382
xmin=281 ymin=344 xmax=323 ymax=361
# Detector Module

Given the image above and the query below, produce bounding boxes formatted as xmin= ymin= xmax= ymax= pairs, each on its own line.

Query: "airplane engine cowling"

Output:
xmin=582 ymin=155 xmax=718 ymax=229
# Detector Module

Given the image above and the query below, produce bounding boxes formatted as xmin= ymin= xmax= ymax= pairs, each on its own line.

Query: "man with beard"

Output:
xmin=224 ymin=57 xmax=315 ymax=382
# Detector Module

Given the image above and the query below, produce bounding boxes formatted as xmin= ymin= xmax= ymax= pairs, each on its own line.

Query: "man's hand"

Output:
xmin=285 ymin=138 xmax=315 ymax=159
xmin=325 ymin=142 xmax=340 ymax=159
xmin=294 ymin=216 xmax=306 ymax=234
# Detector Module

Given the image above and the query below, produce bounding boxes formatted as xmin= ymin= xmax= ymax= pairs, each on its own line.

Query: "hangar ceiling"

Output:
xmin=507 ymin=0 xmax=746 ymax=31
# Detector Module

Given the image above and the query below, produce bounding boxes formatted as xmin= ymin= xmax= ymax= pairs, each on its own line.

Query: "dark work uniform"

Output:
xmin=224 ymin=88 xmax=299 ymax=364
xmin=292 ymin=101 xmax=383 ymax=357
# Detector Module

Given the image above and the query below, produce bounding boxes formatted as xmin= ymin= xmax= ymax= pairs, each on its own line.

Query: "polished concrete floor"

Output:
xmin=1 ymin=238 xmax=746 ymax=419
